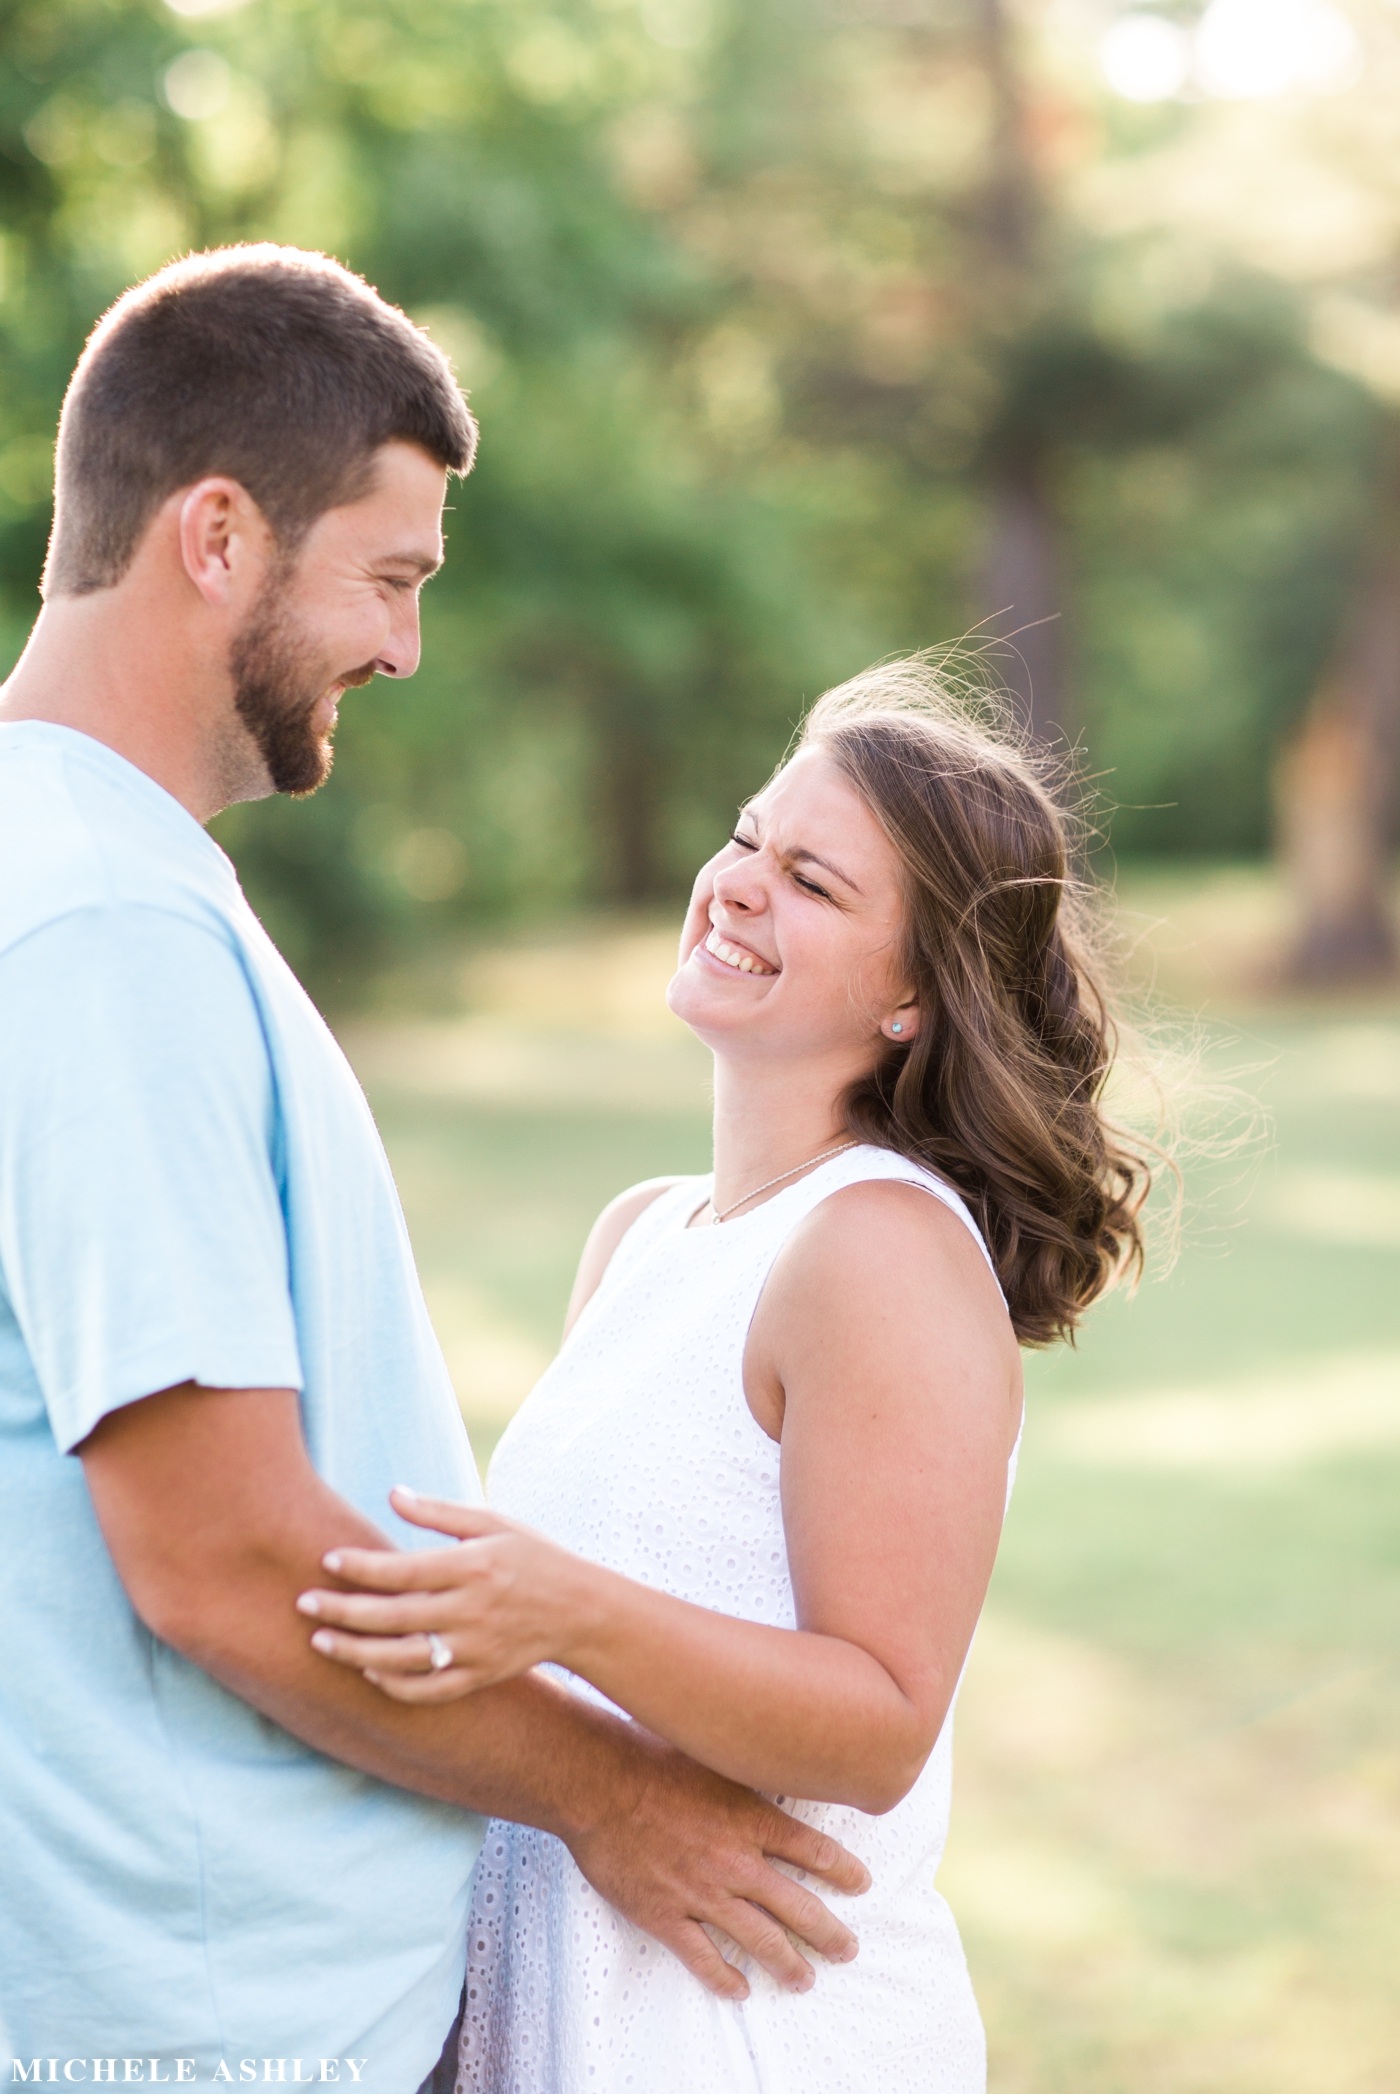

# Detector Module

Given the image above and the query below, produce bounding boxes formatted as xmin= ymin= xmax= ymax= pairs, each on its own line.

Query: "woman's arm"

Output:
xmin=299 ymin=1181 xmax=1021 ymax=1814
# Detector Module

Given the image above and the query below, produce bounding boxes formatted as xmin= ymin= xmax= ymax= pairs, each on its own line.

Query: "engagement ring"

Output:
xmin=426 ymin=1633 xmax=453 ymax=1672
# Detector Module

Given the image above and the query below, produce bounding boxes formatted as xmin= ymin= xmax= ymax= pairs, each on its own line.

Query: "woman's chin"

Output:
xmin=667 ymin=975 xmax=784 ymax=1058
xmin=668 ymin=958 xmax=753 ymax=1036
xmin=665 ymin=965 xmax=708 ymax=1032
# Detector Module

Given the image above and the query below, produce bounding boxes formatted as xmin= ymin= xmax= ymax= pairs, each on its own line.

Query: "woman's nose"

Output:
xmin=713 ymin=853 xmax=766 ymax=914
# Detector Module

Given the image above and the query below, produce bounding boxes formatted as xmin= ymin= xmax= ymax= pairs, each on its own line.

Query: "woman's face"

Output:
xmin=667 ymin=746 xmax=914 ymax=1069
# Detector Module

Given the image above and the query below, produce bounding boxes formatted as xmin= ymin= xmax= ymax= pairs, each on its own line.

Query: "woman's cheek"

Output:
xmin=679 ymin=849 xmax=732 ymax=959
xmin=678 ymin=884 xmax=712 ymax=962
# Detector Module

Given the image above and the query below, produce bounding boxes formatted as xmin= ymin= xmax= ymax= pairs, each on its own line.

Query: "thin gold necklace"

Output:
xmin=709 ymin=1141 xmax=858 ymax=1225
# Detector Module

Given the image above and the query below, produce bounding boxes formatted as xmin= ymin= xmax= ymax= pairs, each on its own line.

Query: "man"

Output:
xmin=0 ymin=246 xmax=865 ymax=2092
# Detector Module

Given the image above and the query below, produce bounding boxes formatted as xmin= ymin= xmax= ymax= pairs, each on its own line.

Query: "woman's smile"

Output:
xmin=702 ymin=924 xmax=779 ymax=976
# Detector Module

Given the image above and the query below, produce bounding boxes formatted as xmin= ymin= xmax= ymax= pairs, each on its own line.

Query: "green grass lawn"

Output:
xmin=946 ymin=1010 xmax=1400 ymax=2094
xmin=340 ymin=887 xmax=1400 ymax=2094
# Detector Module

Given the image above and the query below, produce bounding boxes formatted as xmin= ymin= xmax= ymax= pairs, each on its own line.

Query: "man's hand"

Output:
xmin=79 ymin=1382 xmax=867 ymax=1998
xmin=569 ymin=1729 xmax=869 ymax=1999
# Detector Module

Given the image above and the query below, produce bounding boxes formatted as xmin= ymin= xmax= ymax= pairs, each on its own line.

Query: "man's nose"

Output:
xmin=376 ymin=598 xmax=423 ymax=679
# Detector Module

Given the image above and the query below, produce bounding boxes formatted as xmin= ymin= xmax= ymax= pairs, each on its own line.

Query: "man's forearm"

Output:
xmin=79 ymin=1384 xmax=868 ymax=2003
xmin=81 ymin=1383 xmax=638 ymax=1840
xmin=195 ymin=1566 xmax=639 ymax=1839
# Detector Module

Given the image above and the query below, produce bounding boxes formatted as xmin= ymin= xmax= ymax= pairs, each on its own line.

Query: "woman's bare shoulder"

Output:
xmin=754 ymin=1177 xmax=1016 ymax=1373
xmin=745 ymin=1177 xmax=1020 ymax=1445
xmin=791 ymin=1174 xmax=996 ymax=1271
xmin=562 ymin=1176 xmax=692 ymax=1337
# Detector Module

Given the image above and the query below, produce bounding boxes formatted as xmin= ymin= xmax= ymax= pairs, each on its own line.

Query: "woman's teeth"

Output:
xmin=705 ymin=927 xmax=776 ymax=975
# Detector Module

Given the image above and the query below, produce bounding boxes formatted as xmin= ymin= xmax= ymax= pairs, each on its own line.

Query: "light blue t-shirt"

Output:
xmin=0 ymin=724 xmax=485 ymax=2088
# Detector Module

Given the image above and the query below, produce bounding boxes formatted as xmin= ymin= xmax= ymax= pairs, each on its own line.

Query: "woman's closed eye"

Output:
xmin=729 ymin=829 xmax=833 ymax=901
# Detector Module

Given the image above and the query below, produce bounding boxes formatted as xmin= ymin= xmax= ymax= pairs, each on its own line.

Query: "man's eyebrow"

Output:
xmin=375 ymin=549 xmax=443 ymax=578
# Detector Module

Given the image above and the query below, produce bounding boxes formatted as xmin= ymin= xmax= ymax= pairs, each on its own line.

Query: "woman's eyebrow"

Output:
xmin=791 ymin=845 xmax=862 ymax=894
xmin=736 ymin=806 xmax=861 ymax=893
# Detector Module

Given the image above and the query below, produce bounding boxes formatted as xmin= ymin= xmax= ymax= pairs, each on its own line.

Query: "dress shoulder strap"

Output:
xmin=594 ymin=1176 xmax=706 ymax=1296
xmin=782 ymin=1144 xmax=1006 ymax=1303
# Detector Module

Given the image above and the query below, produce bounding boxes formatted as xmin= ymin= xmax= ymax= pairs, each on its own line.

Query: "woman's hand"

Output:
xmin=296 ymin=1487 xmax=595 ymax=1703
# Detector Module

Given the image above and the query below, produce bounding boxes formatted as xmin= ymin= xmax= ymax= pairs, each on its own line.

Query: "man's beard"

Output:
xmin=229 ymin=578 xmax=373 ymax=797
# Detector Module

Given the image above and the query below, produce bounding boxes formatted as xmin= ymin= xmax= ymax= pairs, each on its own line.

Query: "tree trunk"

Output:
xmin=972 ymin=0 xmax=1037 ymax=276
xmin=601 ymin=698 xmax=661 ymax=904
xmin=1276 ymin=545 xmax=1400 ymax=983
xmin=971 ymin=0 xmax=1069 ymax=751
xmin=980 ymin=453 xmax=1065 ymax=748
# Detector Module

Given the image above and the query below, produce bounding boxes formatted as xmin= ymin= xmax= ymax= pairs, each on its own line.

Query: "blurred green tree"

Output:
xmin=0 ymin=0 xmax=849 ymax=993
xmin=1050 ymin=0 xmax=1399 ymax=973
xmin=612 ymin=0 xmax=1376 ymax=840
xmin=0 ymin=0 xmax=1388 ymax=995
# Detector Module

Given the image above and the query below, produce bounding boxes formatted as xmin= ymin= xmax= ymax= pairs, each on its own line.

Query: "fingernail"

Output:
xmin=322 ymin=1551 xmax=342 ymax=1572
xmin=393 ymin=1483 xmax=419 ymax=1501
xmin=839 ymin=1942 xmax=859 ymax=1962
xmin=311 ymin=1630 xmax=335 ymax=1654
xmin=295 ymin=1594 xmax=319 ymax=1616
xmin=364 ymin=1670 xmax=380 ymax=1684
xmin=788 ymin=1975 xmax=814 ymax=1995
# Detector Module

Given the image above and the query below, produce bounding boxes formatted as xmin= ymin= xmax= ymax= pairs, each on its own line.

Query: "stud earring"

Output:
xmin=891 ymin=1022 xmax=903 ymax=1035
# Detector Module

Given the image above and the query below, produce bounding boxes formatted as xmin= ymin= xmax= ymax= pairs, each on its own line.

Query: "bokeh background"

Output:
xmin=3 ymin=1 xmax=1399 ymax=2086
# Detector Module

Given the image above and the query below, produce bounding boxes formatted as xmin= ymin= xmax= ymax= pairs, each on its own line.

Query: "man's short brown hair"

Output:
xmin=45 ymin=244 xmax=478 ymax=597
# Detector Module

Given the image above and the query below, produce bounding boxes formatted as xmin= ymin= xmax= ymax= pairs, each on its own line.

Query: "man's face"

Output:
xmin=230 ymin=440 xmax=447 ymax=796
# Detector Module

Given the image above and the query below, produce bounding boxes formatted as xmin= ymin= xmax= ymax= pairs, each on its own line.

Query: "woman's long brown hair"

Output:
xmin=800 ymin=658 xmax=1150 ymax=1347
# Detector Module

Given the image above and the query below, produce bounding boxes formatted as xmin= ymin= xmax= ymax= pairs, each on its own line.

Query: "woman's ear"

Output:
xmin=882 ymin=1003 xmax=919 ymax=1043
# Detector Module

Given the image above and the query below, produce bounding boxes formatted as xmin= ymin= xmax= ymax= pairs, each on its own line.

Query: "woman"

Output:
xmin=298 ymin=659 xmax=1149 ymax=2093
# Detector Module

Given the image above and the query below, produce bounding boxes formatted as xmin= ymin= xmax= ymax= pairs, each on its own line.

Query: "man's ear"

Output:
xmin=177 ymin=478 xmax=271 ymax=608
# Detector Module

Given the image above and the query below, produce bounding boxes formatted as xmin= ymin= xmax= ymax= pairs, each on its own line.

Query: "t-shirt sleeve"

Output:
xmin=0 ymin=904 xmax=304 ymax=1453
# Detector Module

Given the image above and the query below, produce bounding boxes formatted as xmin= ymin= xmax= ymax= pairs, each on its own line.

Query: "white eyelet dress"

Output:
xmin=457 ymin=1143 xmax=1018 ymax=2094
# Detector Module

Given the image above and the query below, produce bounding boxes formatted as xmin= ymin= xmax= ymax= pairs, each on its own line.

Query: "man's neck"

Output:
xmin=0 ymin=592 xmax=260 ymax=823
